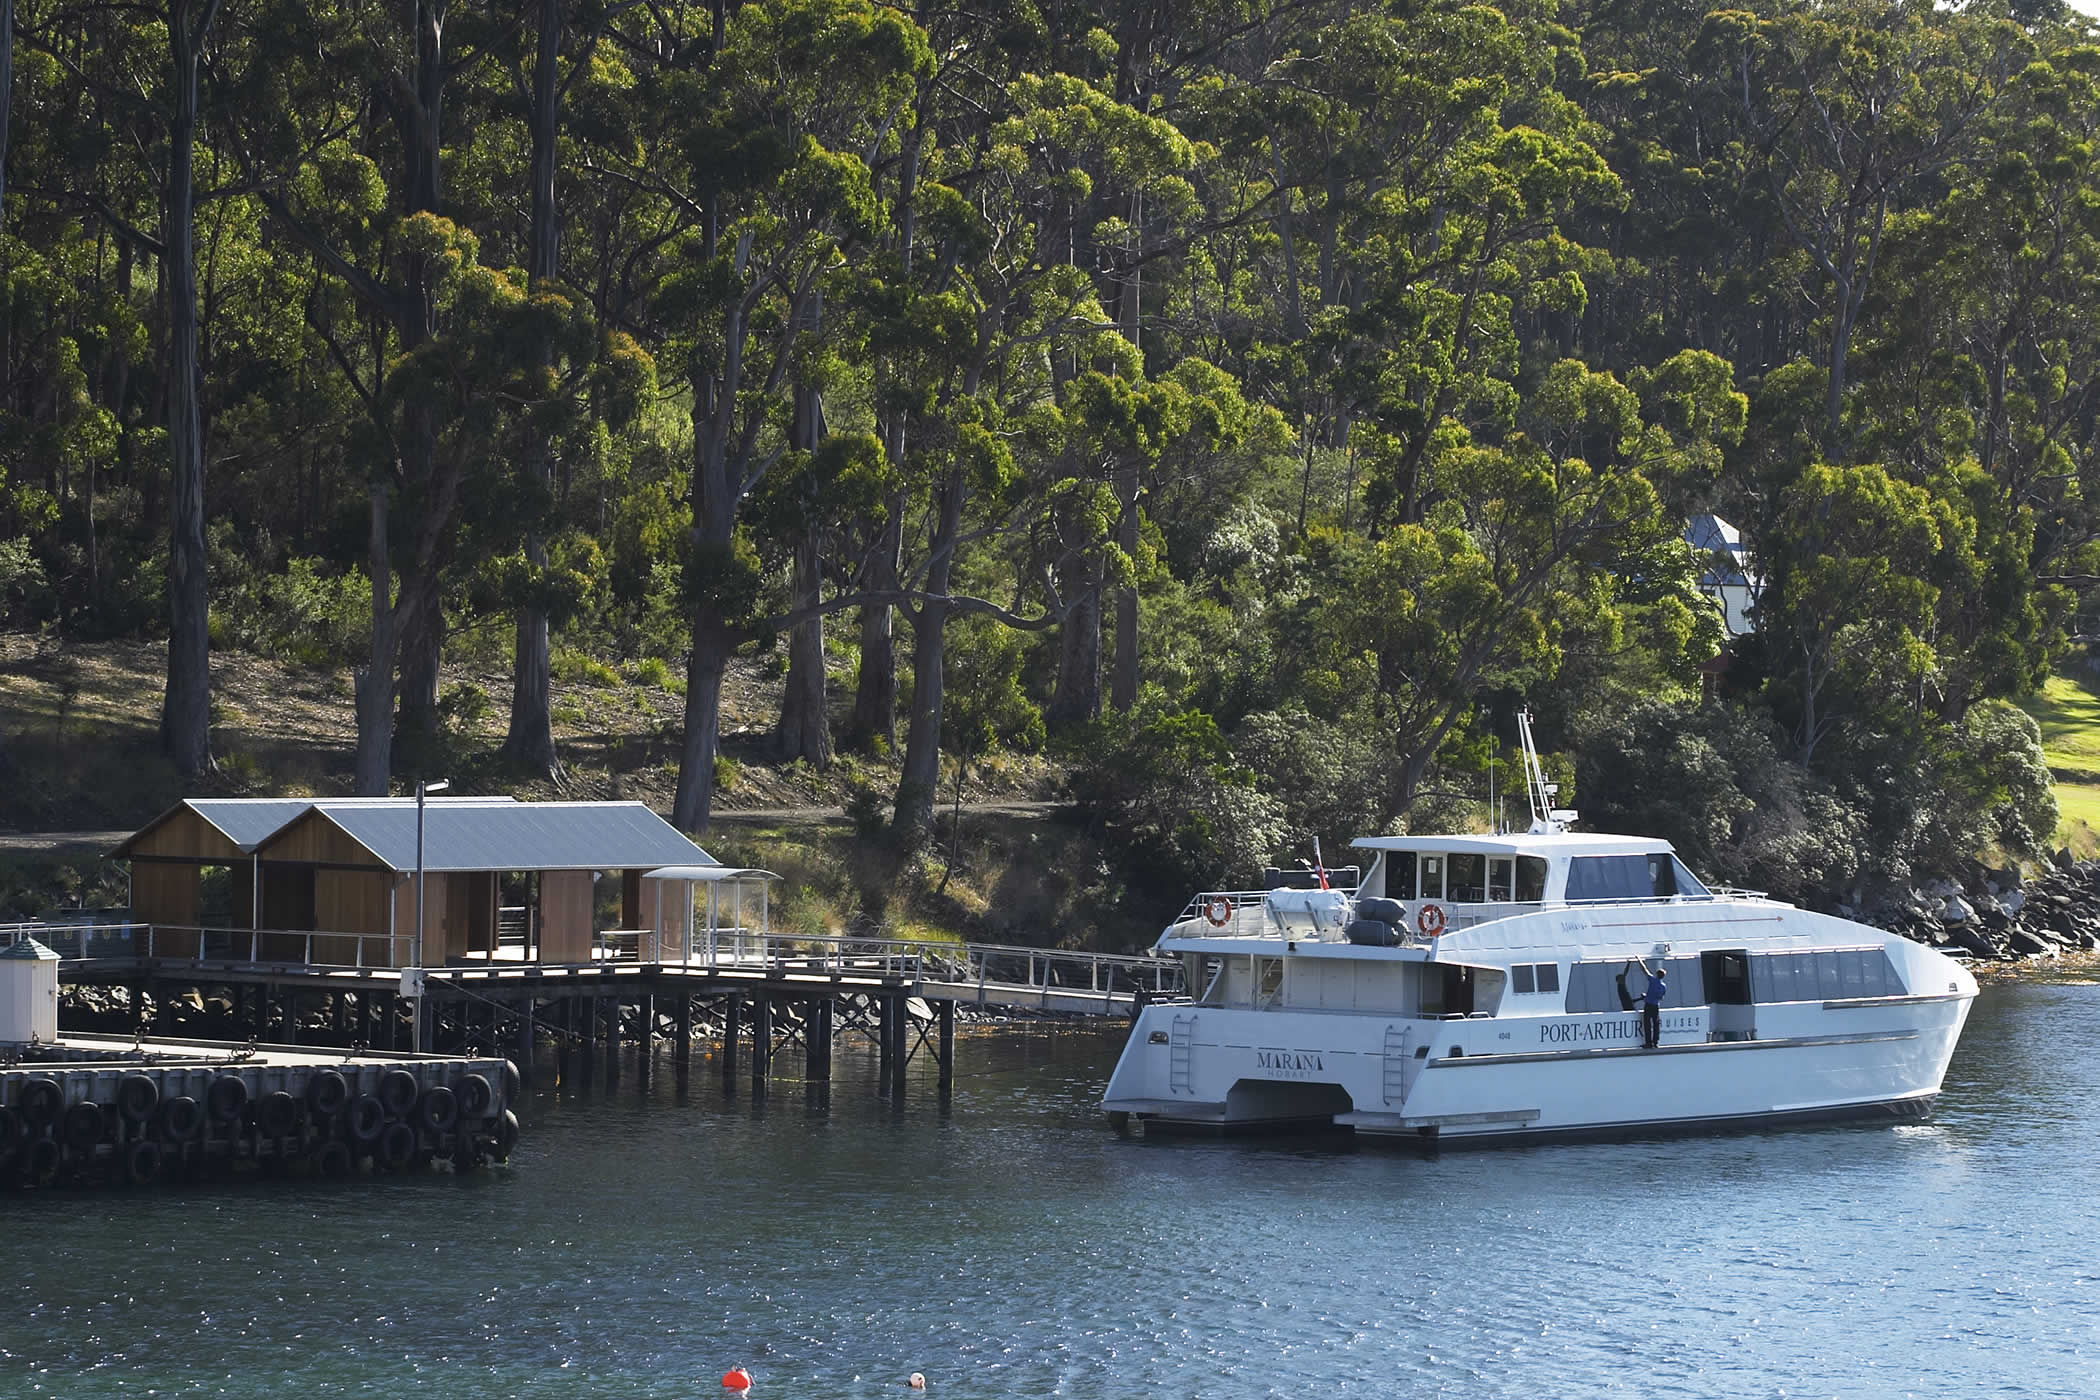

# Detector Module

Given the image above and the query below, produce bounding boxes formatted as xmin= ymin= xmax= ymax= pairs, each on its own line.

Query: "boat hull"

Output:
xmin=1101 ymin=991 xmax=1973 ymax=1145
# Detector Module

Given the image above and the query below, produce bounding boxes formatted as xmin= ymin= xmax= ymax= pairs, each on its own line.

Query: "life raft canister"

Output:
xmin=1202 ymin=896 xmax=1232 ymax=927
xmin=1416 ymin=902 xmax=1447 ymax=937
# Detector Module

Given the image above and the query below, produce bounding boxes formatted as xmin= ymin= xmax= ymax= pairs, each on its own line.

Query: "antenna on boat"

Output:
xmin=1516 ymin=708 xmax=1575 ymax=834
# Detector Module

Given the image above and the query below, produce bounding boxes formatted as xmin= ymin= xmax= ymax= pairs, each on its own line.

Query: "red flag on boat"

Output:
xmin=1313 ymin=838 xmax=1329 ymax=890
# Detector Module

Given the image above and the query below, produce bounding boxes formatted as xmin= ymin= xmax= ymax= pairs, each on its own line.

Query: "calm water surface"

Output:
xmin=4 ymin=980 xmax=2098 ymax=1398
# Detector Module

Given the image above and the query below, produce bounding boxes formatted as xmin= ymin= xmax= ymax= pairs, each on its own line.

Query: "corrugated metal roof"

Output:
xmin=299 ymin=800 xmax=714 ymax=873
xmin=117 ymin=796 xmax=520 ymax=856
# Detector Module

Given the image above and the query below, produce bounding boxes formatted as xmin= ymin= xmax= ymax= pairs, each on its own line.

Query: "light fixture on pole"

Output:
xmin=412 ymin=778 xmax=449 ymax=1051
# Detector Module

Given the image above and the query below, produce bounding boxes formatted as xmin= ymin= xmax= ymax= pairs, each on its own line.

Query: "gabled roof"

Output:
xmin=113 ymin=796 xmax=518 ymax=859
xmin=267 ymin=800 xmax=714 ymax=874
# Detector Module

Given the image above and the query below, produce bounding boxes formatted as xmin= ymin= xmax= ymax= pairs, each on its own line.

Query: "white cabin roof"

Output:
xmin=1349 ymin=833 xmax=1674 ymax=858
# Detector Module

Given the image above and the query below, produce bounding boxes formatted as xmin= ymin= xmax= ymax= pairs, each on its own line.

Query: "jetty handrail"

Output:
xmin=2 ymin=917 xmax=1183 ymax=1005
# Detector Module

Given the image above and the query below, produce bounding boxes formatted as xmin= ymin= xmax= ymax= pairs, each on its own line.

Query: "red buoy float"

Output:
xmin=722 ymin=1366 xmax=753 ymax=1391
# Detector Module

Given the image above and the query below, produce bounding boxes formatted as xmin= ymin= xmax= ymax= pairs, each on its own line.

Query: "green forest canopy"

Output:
xmin=0 ymin=0 xmax=2088 ymax=904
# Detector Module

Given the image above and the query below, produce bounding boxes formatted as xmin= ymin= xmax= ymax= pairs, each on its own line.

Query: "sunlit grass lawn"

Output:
xmin=2016 ymin=671 xmax=2100 ymax=855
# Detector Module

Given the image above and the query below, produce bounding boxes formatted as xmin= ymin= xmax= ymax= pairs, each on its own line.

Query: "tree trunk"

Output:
xmin=1 ymin=0 xmax=14 ymax=221
xmin=395 ymin=587 xmax=443 ymax=771
xmin=354 ymin=481 xmax=395 ymax=795
xmin=1110 ymin=470 xmax=1139 ymax=711
xmin=501 ymin=0 xmax=564 ymax=779
xmin=894 ymin=476 xmax=962 ymax=841
xmin=385 ymin=0 xmax=451 ymax=770
xmin=672 ymin=626 xmax=729 ymax=833
xmin=775 ymin=374 xmax=829 ymax=767
xmin=846 ymin=502 xmax=901 ymax=752
xmin=775 ymin=530 xmax=831 ymax=767
xmin=158 ymin=0 xmax=223 ymax=781
xmin=1048 ymin=557 xmax=1101 ymax=730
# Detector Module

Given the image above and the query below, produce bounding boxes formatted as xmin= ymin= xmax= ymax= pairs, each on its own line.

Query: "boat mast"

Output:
xmin=1516 ymin=708 xmax=1569 ymax=834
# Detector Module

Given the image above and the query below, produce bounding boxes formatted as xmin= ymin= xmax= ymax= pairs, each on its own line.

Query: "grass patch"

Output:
xmin=2016 ymin=669 xmax=2100 ymax=853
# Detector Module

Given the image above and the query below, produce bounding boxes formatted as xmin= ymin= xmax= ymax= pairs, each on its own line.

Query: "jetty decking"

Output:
xmin=4 ymin=920 xmax=1183 ymax=1101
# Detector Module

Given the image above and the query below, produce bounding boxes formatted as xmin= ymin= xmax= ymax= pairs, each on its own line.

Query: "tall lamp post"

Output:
xmin=412 ymin=778 xmax=449 ymax=1051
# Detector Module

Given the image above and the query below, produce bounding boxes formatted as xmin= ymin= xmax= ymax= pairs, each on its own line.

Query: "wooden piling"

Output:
xmin=636 ymin=994 xmax=653 ymax=1083
xmin=723 ymin=994 xmax=742 ymax=1088
xmin=889 ymin=995 xmax=908 ymax=1098
xmin=805 ymin=997 xmax=831 ymax=1081
xmin=877 ymin=995 xmax=894 ymax=1089
xmin=751 ymin=996 xmax=773 ymax=1089
xmin=938 ymin=998 xmax=954 ymax=1094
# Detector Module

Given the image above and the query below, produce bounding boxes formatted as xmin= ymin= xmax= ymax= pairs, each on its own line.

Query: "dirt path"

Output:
xmin=711 ymin=799 xmax=1061 ymax=824
xmin=0 ymin=830 xmax=131 ymax=853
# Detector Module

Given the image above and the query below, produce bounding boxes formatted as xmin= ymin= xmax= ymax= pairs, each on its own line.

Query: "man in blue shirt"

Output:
xmin=1642 ymin=962 xmax=1668 ymax=1048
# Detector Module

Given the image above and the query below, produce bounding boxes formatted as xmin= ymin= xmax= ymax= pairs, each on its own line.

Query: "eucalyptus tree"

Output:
xmin=493 ymin=0 xmax=636 ymax=780
xmin=1698 ymin=0 xmax=2017 ymax=447
xmin=240 ymin=0 xmax=514 ymax=789
xmin=1275 ymin=356 xmax=1743 ymax=812
xmin=882 ymin=66 xmax=1197 ymax=837
xmin=648 ymin=0 xmax=933 ymax=832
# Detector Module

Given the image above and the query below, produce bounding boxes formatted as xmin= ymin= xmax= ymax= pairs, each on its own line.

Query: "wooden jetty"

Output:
xmin=3 ymin=798 xmax=1185 ymax=1156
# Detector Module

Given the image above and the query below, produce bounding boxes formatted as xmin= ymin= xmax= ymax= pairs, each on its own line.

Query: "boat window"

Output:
xmin=1448 ymin=853 xmax=1486 ymax=903
xmin=1565 ymin=854 xmax=1686 ymax=902
xmin=1671 ymin=857 xmax=1712 ymax=898
xmin=1488 ymin=858 xmax=1514 ymax=901
xmin=1747 ymin=949 xmax=1906 ymax=1001
xmin=1388 ymin=851 xmax=1417 ymax=900
xmin=1419 ymin=855 xmax=1444 ymax=901
xmin=1565 ymin=957 xmax=1705 ymax=1012
xmin=1515 ymin=857 xmax=1547 ymax=902
xmin=1507 ymin=962 xmax=1559 ymax=995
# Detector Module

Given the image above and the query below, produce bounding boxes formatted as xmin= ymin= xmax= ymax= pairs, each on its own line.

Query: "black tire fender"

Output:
xmin=417 ymin=1085 xmax=459 ymax=1134
xmin=61 ymin=1099 xmax=106 ymax=1151
xmin=315 ymin=1139 xmax=354 ymax=1178
xmin=377 ymin=1068 xmax=420 ymax=1117
xmin=257 ymin=1090 xmax=300 ymax=1139
xmin=23 ymin=1136 xmax=61 ymax=1184
xmin=377 ymin=1120 xmax=419 ymax=1171
xmin=305 ymin=1069 xmax=349 ymax=1119
xmin=124 ymin=1137 xmax=164 ymax=1186
xmin=348 ymin=1094 xmax=386 ymax=1145
xmin=494 ymin=1108 xmax=521 ymax=1161
xmin=456 ymin=1073 xmax=495 ymax=1119
xmin=157 ymin=1094 xmax=205 ymax=1144
xmin=17 ymin=1076 xmax=64 ymax=1126
xmin=206 ymin=1073 xmax=250 ymax=1124
xmin=116 ymin=1073 xmax=160 ymax=1124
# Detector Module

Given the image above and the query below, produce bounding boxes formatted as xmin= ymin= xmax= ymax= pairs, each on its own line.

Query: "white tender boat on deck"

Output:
xmin=1101 ymin=716 xmax=1978 ymax=1146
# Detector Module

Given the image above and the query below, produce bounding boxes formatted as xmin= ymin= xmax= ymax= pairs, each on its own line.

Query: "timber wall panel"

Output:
xmin=538 ymin=870 xmax=595 ymax=963
xmin=134 ymin=863 xmax=202 ymax=955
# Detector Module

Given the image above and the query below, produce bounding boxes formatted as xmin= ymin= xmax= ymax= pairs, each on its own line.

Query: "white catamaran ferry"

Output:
xmin=1102 ymin=714 xmax=1978 ymax=1145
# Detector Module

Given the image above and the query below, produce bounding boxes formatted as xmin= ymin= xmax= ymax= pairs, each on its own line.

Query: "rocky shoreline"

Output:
xmin=1854 ymin=852 xmax=2100 ymax=965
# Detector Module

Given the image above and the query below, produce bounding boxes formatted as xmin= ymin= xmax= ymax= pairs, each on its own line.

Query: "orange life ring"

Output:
xmin=1417 ymin=903 xmax=1447 ymax=937
xmin=1202 ymin=896 xmax=1232 ymax=927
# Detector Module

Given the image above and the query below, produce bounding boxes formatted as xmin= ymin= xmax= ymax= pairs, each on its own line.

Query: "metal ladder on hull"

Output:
xmin=1169 ymin=1014 xmax=1195 ymax=1095
xmin=1381 ymin=1023 xmax=1415 ymax=1107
